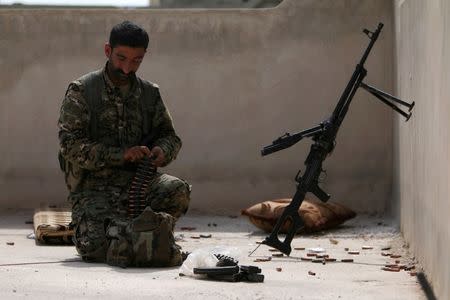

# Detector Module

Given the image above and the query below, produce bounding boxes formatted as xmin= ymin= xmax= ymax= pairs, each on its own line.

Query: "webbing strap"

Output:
xmin=138 ymin=78 xmax=151 ymax=137
xmin=80 ymin=69 xmax=103 ymax=140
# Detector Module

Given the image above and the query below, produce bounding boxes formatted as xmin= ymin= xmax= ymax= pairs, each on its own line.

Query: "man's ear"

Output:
xmin=104 ymin=43 xmax=112 ymax=58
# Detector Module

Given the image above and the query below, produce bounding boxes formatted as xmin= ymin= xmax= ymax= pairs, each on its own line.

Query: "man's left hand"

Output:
xmin=150 ymin=146 xmax=165 ymax=167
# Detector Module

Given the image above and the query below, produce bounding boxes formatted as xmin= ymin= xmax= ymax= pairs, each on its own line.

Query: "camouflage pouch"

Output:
xmin=106 ymin=208 xmax=182 ymax=268
xmin=106 ymin=219 xmax=133 ymax=268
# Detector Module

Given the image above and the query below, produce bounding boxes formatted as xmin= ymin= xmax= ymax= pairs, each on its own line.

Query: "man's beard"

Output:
xmin=108 ymin=62 xmax=134 ymax=82
xmin=114 ymin=68 xmax=134 ymax=80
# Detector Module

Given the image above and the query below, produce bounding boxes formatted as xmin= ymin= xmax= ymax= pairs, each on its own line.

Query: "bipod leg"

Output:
xmin=360 ymin=82 xmax=414 ymax=121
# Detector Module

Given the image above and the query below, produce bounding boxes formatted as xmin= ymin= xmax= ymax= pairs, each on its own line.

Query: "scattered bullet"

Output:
xmin=276 ymin=267 xmax=282 ymax=272
xmin=180 ymin=227 xmax=196 ymax=231
xmin=6 ymin=242 xmax=14 ymax=246
xmin=312 ymin=259 xmax=323 ymax=263
xmin=348 ymin=251 xmax=360 ymax=255
xmin=316 ymin=254 xmax=329 ymax=259
xmin=382 ymin=267 xmax=401 ymax=272
xmin=390 ymin=254 xmax=402 ymax=258
xmin=294 ymin=247 xmax=305 ymax=250
xmin=381 ymin=246 xmax=391 ymax=251
xmin=381 ymin=252 xmax=391 ymax=256
xmin=344 ymin=247 xmax=349 ymax=251
xmin=190 ymin=236 xmax=201 ymax=239
xmin=325 ymin=258 xmax=337 ymax=262
xmin=301 ymin=257 xmax=312 ymax=261
xmin=308 ymin=271 xmax=316 ymax=276
xmin=199 ymin=234 xmax=212 ymax=238
xmin=306 ymin=253 xmax=317 ymax=257
xmin=272 ymin=253 xmax=284 ymax=257
xmin=341 ymin=259 xmax=354 ymax=263
xmin=253 ymin=257 xmax=272 ymax=262
xmin=362 ymin=246 xmax=373 ymax=250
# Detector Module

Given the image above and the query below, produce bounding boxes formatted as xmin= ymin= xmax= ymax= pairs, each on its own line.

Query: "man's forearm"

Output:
xmin=153 ymin=134 xmax=182 ymax=166
xmin=59 ymin=133 xmax=125 ymax=171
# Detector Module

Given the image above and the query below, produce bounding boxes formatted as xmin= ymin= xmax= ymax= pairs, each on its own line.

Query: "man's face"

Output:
xmin=104 ymin=43 xmax=146 ymax=84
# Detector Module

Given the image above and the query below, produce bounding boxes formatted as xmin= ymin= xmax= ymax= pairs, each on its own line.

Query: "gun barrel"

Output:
xmin=261 ymin=140 xmax=296 ymax=156
xmin=261 ymin=125 xmax=324 ymax=156
xmin=331 ymin=23 xmax=383 ymax=126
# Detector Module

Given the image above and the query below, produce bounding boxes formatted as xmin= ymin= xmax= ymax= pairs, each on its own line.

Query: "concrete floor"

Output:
xmin=0 ymin=209 xmax=426 ymax=300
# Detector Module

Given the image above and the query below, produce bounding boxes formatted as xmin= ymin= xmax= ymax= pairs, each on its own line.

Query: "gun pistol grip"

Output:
xmin=310 ymin=184 xmax=331 ymax=202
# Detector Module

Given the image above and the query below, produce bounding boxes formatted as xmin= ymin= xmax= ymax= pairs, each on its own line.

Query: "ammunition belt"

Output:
xmin=127 ymin=156 xmax=156 ymax=218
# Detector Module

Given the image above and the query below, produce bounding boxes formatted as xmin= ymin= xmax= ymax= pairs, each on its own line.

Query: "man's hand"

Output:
xmin=123 ymin=146 xmax=151 ymax=163
xmin=150 ymin=146 xmax=165 ymax=167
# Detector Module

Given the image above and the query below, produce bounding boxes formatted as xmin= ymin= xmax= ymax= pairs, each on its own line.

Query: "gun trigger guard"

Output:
xmin=319 ymin=168 xmax=328 ymax=182
xmin=295 ymin=170 xmax=302 ymax=183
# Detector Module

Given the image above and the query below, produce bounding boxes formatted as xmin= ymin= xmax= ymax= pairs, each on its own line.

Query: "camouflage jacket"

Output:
xmin=58 ymin=65 xmax=181 ymax=190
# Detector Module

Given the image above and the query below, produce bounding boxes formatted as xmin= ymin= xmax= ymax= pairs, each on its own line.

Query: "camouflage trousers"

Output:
xmin=69 ymin=173 xmax=191 ymax=267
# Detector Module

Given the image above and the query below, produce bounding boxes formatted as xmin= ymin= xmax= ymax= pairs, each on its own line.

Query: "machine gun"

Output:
xmin=260 ymin=23 xmax=414 ymax=255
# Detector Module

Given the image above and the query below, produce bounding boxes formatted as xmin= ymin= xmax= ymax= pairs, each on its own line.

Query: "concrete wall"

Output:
xmin=0 ymin=0 xmax=394 ymax=214
xmin=155 ymin=0 xmax=282 ymax=8
xmin=394 ymin=0 xmax=450 ymax=299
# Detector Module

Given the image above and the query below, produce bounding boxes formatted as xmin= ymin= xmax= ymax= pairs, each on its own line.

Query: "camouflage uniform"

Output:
xmin=58 ymin=64 xmax=190 ymax=267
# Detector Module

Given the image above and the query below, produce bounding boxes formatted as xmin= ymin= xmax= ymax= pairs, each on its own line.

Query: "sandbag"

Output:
xmin=241 ymin=198 xmax=356 ymax=234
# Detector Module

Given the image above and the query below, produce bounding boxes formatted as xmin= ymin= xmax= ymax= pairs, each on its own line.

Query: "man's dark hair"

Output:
xmin=109 ymin=21 xmax=149 ymax=49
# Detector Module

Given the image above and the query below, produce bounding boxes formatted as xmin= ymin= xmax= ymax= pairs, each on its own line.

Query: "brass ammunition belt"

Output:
xmin=127 ymin=156 xmax=156 ymax=218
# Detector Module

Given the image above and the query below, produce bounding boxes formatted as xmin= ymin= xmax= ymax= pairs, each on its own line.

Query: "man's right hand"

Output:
xmin=123 ymin=146 xmax=151 ymax=162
